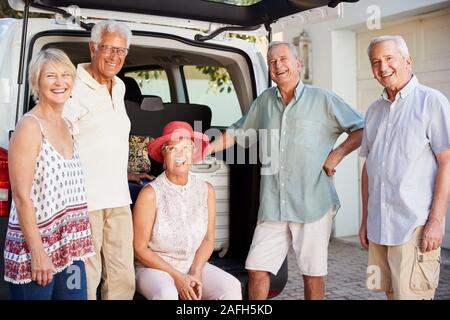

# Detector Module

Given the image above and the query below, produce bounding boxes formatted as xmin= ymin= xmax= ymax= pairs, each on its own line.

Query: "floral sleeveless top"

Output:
xmin=3 ymin=114 xmax=94 ymax=284
xmin=136 ymin=172 xmax=208 ymax=273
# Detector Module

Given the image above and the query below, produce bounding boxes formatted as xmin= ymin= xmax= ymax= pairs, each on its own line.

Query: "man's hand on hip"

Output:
xmin=323 ymin=148 xmax=345 ymax=176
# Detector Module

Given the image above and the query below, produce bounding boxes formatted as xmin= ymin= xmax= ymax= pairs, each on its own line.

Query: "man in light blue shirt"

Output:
xmin=360 ymin=35 xmax=450 ymax=300
xmin=206 ymin=41 xmax=364 ymax=300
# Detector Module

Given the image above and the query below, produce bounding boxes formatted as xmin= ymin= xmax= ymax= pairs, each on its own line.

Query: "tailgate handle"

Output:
xmin=190 ymin=163 xmax=221 ymax=173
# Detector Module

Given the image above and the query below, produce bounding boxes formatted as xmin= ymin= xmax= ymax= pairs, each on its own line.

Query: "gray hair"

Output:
xmin=28 ymin=48 xmax=76 ymax=102
xmin=267 ymin=41 xmax=299 ymax=59
xmin=90 ymin=20 xmax=132 ymax=48
xmin=367 ymin=35 xmax=410 ymax=58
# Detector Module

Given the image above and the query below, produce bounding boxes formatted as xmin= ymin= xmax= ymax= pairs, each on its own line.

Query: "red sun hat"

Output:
xmin=147 ymin=121 xmax=210 ymax=163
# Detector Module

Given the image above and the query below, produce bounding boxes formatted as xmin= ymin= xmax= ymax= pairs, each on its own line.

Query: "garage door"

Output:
xmin=356 ymin=8 xmax=450 ymax=248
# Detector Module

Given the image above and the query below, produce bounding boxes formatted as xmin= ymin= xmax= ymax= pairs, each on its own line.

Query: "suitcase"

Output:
xmin=190 ymin=157 xmax=230 ymax=258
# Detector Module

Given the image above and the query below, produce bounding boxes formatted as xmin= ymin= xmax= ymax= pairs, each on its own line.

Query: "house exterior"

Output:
xmin=280 ymin=0 xmax=450 ymax=248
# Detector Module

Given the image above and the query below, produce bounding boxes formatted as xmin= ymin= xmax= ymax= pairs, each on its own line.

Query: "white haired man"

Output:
xmin=63 ymin=20 xmax=137 ymax=300
xmin=206 ymin=41 xmax=364 ymax=300
xmin=359 ymin=35 xmax=450 ymax=300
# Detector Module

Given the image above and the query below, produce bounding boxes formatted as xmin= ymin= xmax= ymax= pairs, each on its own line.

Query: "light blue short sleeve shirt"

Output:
xmin=230 ymin=81 xmax=364 ymax=223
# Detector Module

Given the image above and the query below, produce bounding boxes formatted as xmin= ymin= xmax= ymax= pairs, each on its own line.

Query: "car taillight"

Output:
xmin=268 ymin=289 xmax=281 ymax=298
xmin=0 ymin=147 xmax=11 ymax=217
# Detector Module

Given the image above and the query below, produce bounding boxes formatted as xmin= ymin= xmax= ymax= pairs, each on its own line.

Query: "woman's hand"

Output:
xmin=173 ymin=271 xmax=200 ymax=300
xmin=188 ymin=270 xmax=203 ymax=300
xmin=128 ymin=172 xmax=155 ymax=184
xmin=31 ymin=248 xmax=57 ymax=286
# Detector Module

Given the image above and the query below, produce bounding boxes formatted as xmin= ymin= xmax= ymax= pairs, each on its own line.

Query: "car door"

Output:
xmin=9 ymin=0 xmax=359 ymax=36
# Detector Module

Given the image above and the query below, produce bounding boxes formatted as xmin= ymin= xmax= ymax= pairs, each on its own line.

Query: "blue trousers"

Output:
xmin=9 ymin=260 xmax=87 ymax=300
xmin=129 ymin=179 xmax=152 ymax=204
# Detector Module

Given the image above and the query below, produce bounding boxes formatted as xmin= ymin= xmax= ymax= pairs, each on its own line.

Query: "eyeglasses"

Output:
xmin=98 ymin=44 xmax=128 ymax=57
xmin=162 ymin=144 xmax=196 ymax=153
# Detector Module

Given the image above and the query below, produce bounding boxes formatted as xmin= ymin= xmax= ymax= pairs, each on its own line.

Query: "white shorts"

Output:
xmin=245 ymin=209 xmax=334 ymax=276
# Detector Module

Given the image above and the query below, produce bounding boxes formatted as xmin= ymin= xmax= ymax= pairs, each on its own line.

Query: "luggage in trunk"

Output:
xmin=190 ymin=157 xmax=230 ymax=257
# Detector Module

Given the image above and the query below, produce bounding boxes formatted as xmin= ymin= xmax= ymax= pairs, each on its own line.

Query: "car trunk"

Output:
xmin=0 ymin=25 xmax=287 ymax=299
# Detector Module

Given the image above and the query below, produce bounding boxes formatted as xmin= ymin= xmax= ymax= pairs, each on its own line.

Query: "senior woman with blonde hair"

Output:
xmin=133 ymin=121 xmax=242 ymax=300
xmin=3 ymin=48 xmax=94 ymax=300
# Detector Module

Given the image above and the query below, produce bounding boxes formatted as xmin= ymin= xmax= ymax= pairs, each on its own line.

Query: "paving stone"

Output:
xmin=272 ymin=237 xmax=450 ymax=300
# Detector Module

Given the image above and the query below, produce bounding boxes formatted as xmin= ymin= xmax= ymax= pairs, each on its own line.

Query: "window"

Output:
xmin=183 ymin=66 xmax=241 ymax=127
xmin=124 ymin=68 xmax=171 ymax=102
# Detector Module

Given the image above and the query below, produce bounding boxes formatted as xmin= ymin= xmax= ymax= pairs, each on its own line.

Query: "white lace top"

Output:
xmin=142 ymin=172 xmax=208 ymax=273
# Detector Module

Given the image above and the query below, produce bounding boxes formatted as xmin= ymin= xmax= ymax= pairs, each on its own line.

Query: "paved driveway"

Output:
xmin=273 ymin=237 xmax=450 ymax=300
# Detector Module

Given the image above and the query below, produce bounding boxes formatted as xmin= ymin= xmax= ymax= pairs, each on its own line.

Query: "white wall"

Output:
xmin=330 ymin=30 xmax=359 ymax=237
xmin=282 ymin=0 xmax=450 ymax=237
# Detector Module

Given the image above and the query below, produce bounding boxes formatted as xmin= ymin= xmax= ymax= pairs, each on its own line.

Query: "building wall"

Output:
xmin=280 ymin=0 xmax=450 ymax=242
